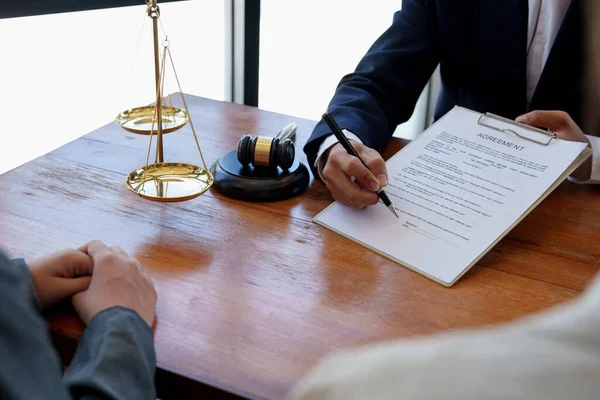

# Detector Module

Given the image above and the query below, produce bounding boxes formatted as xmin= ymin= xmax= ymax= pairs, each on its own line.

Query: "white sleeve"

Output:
xmin=290 ymin=274 xmax=600 ymax=400
xmin=567 ymin=135 xmax=600 ymax=184
xmin=314 ymin=130 xmax=363 ymax=180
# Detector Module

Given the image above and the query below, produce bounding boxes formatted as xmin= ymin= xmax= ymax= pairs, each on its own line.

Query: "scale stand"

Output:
xmin=115 ymin=0 xmax=213 ymax=202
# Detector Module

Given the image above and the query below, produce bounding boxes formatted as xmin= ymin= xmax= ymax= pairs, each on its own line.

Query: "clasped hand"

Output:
xmin=27 ymin=240 xmax=156 ymax=327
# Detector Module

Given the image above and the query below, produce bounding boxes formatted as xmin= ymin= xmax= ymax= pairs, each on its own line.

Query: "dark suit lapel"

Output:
xmin=529 ymin=0 xmax=583 ymax=125
xmin=473 ymin=0 xmax=528 ymax=119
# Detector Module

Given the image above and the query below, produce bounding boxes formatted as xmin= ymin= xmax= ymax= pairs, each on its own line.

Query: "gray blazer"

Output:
xmin=0 ymin=251 xmax=156 ymax=399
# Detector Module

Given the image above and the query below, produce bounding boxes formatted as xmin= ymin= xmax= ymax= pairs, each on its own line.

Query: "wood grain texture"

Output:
xmin=1 ymin=95 xmax=599 ymax=399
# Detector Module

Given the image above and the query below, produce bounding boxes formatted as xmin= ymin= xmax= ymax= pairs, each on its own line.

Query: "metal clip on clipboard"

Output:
xmin=477 ymin=112 xmax=556 ymax=146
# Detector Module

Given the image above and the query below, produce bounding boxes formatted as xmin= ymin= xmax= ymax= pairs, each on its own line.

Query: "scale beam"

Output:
xmin=114 ymin=0 xmax=213 ymax=202
xmin=149 ymin=0 xmax=164 ymax=163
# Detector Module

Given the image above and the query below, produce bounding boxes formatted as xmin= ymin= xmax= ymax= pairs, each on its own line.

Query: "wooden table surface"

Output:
xmin=1 ymin=95 xmax=599 ymax=399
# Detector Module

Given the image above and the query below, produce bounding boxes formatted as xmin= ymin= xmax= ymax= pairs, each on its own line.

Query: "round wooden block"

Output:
xmin=209 ymin=150 xmax=310 ymax=201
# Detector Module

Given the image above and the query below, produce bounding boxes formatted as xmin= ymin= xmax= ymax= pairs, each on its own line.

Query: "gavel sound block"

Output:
xmin=209 ymin=123 xmax=310 ymax=201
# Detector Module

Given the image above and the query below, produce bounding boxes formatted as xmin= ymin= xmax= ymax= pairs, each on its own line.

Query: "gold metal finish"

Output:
xmin=150 ymin=0 xmax=164 ymax=162
xmin=126 ymin=163 xmax=213 ymax=202
xmin=254 ymin=136 xmax=273 ymax=166
xmin=477 ymin=113 xmax=556 ymax=146
xmin=115 ymin=105 xmax=189 ymax=134
xmin=117 ymin=0 xmax=213 ymax=202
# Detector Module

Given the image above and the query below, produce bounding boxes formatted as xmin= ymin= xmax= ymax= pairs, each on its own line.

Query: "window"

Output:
xmin=0 ymin=0 xmax=226 ymax=173
xmin=259 ymin=0 xmax=427 ymax=139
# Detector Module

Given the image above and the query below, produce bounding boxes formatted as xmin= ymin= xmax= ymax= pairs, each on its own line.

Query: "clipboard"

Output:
xmin=477 ymin=112 xmax=556 ymax=146
xmin=313 ymin=106 xmax=592 ymax=287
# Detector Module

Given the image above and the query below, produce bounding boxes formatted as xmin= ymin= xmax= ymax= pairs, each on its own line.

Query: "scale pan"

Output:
xmin=116 ymin=105 xmax=189 ymax=134
xmin=126 ymin=162 xmax=213 ymax=202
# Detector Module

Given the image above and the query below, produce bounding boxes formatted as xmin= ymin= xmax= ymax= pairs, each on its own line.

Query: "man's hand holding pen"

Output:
xmin=322 ymin=140 xmax=389 ymax=209
xmin=320 ymin=112 xmax=398 ymax=217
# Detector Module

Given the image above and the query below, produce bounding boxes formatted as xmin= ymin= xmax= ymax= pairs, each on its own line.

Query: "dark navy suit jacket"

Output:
xmin=304 ymin=0 xmax=584 ymax=178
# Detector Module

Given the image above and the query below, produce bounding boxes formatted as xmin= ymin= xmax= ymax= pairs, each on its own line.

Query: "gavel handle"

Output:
xmin=276 ymin=122 xmax=297 ymax=141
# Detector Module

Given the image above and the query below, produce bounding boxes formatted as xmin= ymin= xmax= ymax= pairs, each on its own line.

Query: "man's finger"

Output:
xmin=67 ymin=250 xmax=94 ymax=277
xmin=516 ymin=110 xmax=570 ymax=131
xmin=329 ymin=185 xmax=368 ymax=209
xmin=358 ymin=147 xmax=388 ymax=187
xmin=324 ymin=162 xmax=379 ymax=207
xmin=80 ymin=240 xmax=109 ymax=261
xmin=57 ymin=276 xmax=92 ymax=297
xmin=109 ymin=246 xmax=128 ymax=256
xmin=339 ymin=156 xmax=380 ymax=192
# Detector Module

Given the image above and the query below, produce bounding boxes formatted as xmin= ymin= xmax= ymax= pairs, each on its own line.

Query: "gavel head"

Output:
xmin=237 ymin=135 xmax=295 ymax=170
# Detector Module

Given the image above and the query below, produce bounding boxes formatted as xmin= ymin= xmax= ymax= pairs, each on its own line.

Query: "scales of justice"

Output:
xmin=115 ymin=0 xmax=213 ymax=202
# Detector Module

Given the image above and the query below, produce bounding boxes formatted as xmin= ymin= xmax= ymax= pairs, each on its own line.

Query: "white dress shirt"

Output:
xmin=316 ymin=0 xmax=600 ymax=184
xmin=291 ymin=272 xmax=600 ymax=400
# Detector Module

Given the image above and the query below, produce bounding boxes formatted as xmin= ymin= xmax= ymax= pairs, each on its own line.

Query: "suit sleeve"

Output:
xmin=0 ymin=250 xmax=156 ymax=400
xmin=303 ymin=0 xmax=440 ymax=178
xmin=63 ymin=307 xmax=156 ymax=400
xmin=0 ymin=253 xmax=71 ymax=399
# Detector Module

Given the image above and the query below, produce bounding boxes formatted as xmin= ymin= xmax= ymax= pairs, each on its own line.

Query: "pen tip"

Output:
xmin=389 ymin=205 xmax=399 ymax=219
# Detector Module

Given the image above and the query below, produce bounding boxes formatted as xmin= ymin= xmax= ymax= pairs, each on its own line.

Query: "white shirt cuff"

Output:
xmin=315 ymin=130 xmax=363 ymax=180
xmin=567 ymin=135 xmax=600 ymax=184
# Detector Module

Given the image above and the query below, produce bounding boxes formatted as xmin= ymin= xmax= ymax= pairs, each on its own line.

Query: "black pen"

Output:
xmin=322 ymin=112 xmax=399 ymax=219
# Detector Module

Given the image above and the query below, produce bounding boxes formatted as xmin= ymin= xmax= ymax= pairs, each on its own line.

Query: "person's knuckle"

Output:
xmin=125 ymin=258 xmax=140 ymax=270
xmin=329 ymin=151 xmax=345 ymax=168
xmin=557 ymin=111 xmax=570 ymax=124
xmin=360 ymin=145 xmax=376 ymax=156
xmin=88 ymin=240 xmax=104 ymax=249
xmin=350 ymin=142 xmax=364 ymax=151
xmin=99 ymin=251 xmax=118 ymax=265
xmin=368 ymin=156 xmax=385 ymax=170
xmin=346 ymin=158 xmax=363 ymax=172
xmin=322 ymin=164 xmax=335 ymax=180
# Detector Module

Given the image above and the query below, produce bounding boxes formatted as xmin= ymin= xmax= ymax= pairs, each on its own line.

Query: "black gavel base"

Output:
xmin=209 ymin=150 xmax=310 ymax=202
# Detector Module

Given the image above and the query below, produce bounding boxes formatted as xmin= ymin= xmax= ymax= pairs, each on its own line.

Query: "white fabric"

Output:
xmin=291 ymin=273 xmax=600 ymax=400
xmin=526 ymin=0 xmax=572 ymax=104
xmin=568 ymin=135 xmax=600 ymax=183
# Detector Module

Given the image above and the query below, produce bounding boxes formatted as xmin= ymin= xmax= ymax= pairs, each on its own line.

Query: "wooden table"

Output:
xmin=1 ymin=95 xmax=599 ymax=399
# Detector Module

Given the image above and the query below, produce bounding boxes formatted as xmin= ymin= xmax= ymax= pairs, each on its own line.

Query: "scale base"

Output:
xmin=116 ymin=105 xmax=189 ymax=135
xmin=210 ymin=150 xmax=310 ymax=202
xmin=126 ymin=162 xmax=213 ymax=202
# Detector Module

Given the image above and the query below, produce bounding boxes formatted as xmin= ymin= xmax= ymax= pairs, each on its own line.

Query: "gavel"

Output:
xmin=237 ymin=123 xmax=297 ymax=170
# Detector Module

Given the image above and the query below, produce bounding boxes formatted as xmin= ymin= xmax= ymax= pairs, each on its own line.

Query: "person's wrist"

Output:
xmin=88 ymin=305 xmax=154 ymax=333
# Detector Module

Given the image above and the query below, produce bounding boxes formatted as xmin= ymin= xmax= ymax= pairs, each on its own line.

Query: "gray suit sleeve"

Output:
xmin=0 ymin=253 xmax=71 ymax=399
xmin=0 ymin=251 xmax=156 ymax=400
xmin=63 ymin=307 xmax=156 ymax=400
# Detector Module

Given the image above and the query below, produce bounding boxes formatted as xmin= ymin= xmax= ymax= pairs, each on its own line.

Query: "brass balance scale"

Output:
xmin=115 ymin=0 xmax=213 ymax=202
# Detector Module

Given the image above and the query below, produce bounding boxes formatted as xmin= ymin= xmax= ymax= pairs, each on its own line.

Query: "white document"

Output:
xmin=314 ymin=107 xmax=591 ymax=286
